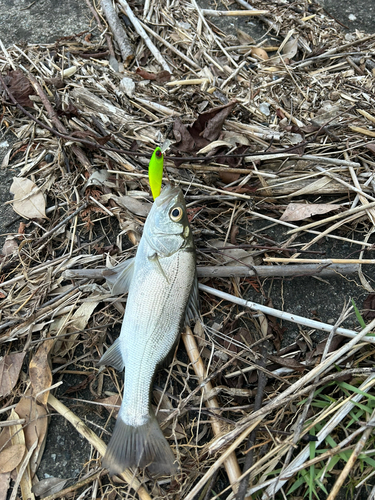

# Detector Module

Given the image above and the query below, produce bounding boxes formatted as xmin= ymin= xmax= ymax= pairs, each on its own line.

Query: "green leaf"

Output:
xmin=351 ymin=298 xmax=366 ymax=328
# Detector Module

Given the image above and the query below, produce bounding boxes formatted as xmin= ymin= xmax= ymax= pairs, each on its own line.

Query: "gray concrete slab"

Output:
xmin=0 ymin=0 xmax=94 ymax=48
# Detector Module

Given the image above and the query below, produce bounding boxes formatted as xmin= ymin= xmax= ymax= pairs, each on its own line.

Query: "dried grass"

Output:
xmin=1 ymin=0 xmax=375 ymax=499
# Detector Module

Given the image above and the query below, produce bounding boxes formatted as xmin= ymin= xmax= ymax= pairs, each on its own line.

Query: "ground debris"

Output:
xmin=1 ymin=1 xmax=375 ymax=499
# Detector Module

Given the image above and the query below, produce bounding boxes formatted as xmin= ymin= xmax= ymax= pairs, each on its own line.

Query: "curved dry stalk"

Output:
xmin=47 ymin=394 xmax=152 ymax=500
xmin=116 ymin=0 xmax=171 ymax=72
xmin=182 ymin=326 xmax=247 ymax=498
xmin=199 ymin=284 xmax=373 ymax=342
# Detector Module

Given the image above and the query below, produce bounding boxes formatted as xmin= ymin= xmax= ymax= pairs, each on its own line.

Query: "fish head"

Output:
xmin=144 ymin=184 xmax=194 ymax=257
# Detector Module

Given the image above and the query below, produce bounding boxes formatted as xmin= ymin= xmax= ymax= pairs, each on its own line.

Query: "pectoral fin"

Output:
xmin=104 ymin=258 xmax=135 ymax=296
xmin=148 ymin=253 xmax=169 ymax=283
xmin=98 ymin=338 xmax=124 ymax=371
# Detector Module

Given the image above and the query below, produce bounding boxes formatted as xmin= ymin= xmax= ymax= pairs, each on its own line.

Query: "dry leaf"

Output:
xmin=282 ymin=37 xmax=298 ymax=59
xmin=29 ymin=339 xmax=54 ymax=405
xmin=32 ymin=477 xmax=68 ymax=497
xmin=96 ymin=394 xmax=121 ymax=418
xmin=136 ymin=68 xmax=171 ymax=83
xmin=1 ymin=70 xmax=35 ymax=107
xmin=1 ymin=236 xmax=18 ymax=256
xmin=280 ymin=203 xmax=341 ymax=222
xmin=15 ymin=397 xmax=48 ymax=477
xmin=288 ymin=177 xmax=333 ymax=198
xmin=9 ymin=409 xmax=35 ymax=500
xmin=0 ymin=444 xmax=26 ymax=473
xmin=0 ymin=472 xmax=10 ymax=500
xmin=10 ymin=177 xmax=46 ymax=219
xmin=113 ymin=195 xmax=151 ymax=217
xmin=0 ymin=352 xmax=26 ymax=398
xmin=58 ymin=301 xmax=100 ymax=357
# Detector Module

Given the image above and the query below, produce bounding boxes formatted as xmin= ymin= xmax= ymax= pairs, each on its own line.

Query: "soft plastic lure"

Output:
xmin=148 ymin=147 xmax=164 ymax=200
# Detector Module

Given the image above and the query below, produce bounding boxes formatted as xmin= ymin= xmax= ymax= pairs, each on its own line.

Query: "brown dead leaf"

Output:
xmin=173 ymin=102 xmax=237 ymax=154
xmin=268 ymin=354 xmax=305 ymax=372
xmin=9 ymin=409 xmax=35 ymax=500
xmin=113 ymin=195 xmax=151 ymax=217
xmin=1 ymin=70 xmax=35 ymax=107
xmin=0 ymin=352 xmax=26 ymax=398
xmin=15 ymin=397 xmax=48 ymax=477
xmin=173 ymin=117 xmax=196 ymax=152
xmin=193 ymin=101 xmax=237 ymax=142
xmin=0 ymin=472 xmax=10 ymax=500
xmin=136 ymin=68 xmax=171 ymax=83
xmin=363 ymin=293 xmax=375 ymax=320
xmin=366 ymin=143 xmax=375 ymax=155
xmin=96 ymin=394 xmax=121 ymax=418
xmin=236 ymin=29 xmax=255 ymax=44
xmin=29 ymin=339 xmax=54 ymax=405
xmin=219 ymin=171 xmax=240 ymax=184
xmin=10 ymin=177 xmax=46 ymax=219
xmin=280 ymin=203 xmax=341 ymax=222
xmin=0 ymin=443 xmax=26 ymax=473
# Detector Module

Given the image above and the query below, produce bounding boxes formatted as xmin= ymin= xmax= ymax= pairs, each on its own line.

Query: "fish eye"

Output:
xmin=170 ymin=207 xmax=183 ymax=222
xmin=156 ymin=150 xmax=162 ymax=158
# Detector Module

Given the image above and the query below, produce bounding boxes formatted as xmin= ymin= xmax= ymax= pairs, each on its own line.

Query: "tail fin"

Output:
xmin=103 ymin=414 xmax=177 ymax=476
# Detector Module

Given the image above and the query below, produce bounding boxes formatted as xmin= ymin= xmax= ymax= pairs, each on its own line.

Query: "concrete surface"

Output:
xmin=0 ymin=0 xmax=94 ymax=48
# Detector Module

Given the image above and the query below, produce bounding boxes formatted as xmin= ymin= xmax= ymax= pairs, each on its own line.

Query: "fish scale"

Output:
xmin=99 ymin=184 xmax=199 ymax=475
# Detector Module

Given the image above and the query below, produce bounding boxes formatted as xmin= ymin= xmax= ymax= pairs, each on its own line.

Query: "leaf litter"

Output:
xmin=1 ymin=1 xmax=375 ymax=499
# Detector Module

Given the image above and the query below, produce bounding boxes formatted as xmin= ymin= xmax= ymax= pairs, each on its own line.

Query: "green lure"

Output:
xmin=148 ymin=147 xmax=164 ymax=200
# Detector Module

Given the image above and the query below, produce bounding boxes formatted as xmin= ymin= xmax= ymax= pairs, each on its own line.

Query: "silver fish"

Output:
xmin=99 ymin=184 xmax=199 ymax=476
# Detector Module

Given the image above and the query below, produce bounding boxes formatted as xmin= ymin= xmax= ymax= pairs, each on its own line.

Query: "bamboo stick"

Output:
xmin=199 ymin=284 xmax=375 ymax=343
xmin=182 ymin=327 xmax=248 ymax=498
xmin=264 ymin=257 xmax=375 ymax=265
xmin=47 ymin=394 xmax=152 ymax=500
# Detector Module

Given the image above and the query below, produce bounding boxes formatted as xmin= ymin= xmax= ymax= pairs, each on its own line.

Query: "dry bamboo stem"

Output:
xmin=184 ymin=423 xmax=258 ymax=500
xmin=201 ymin=9 xmax=268 ymax=16
xmin=182 ymin=327 xmax=246 ymax=497
xmin=101 ymin=0 xmax=134 ymax=64
xmin=264 ymin=257 xmax=375 ymax=265
xmin=47 ymin=394 xmax=152 ymax=500
xmin=62 ymin=263 xmax=359 ymax=281
xmin=198 ymin=283 xmax=375 ymax=343
xmin=116 ymin=0 xmax=171 ymax=72
xmin=139 ymin=21 xmax=201 ymax=70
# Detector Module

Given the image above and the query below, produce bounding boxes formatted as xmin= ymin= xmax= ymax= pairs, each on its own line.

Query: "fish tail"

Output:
xmin=103 ymin=414 xmax=177 ymax=476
